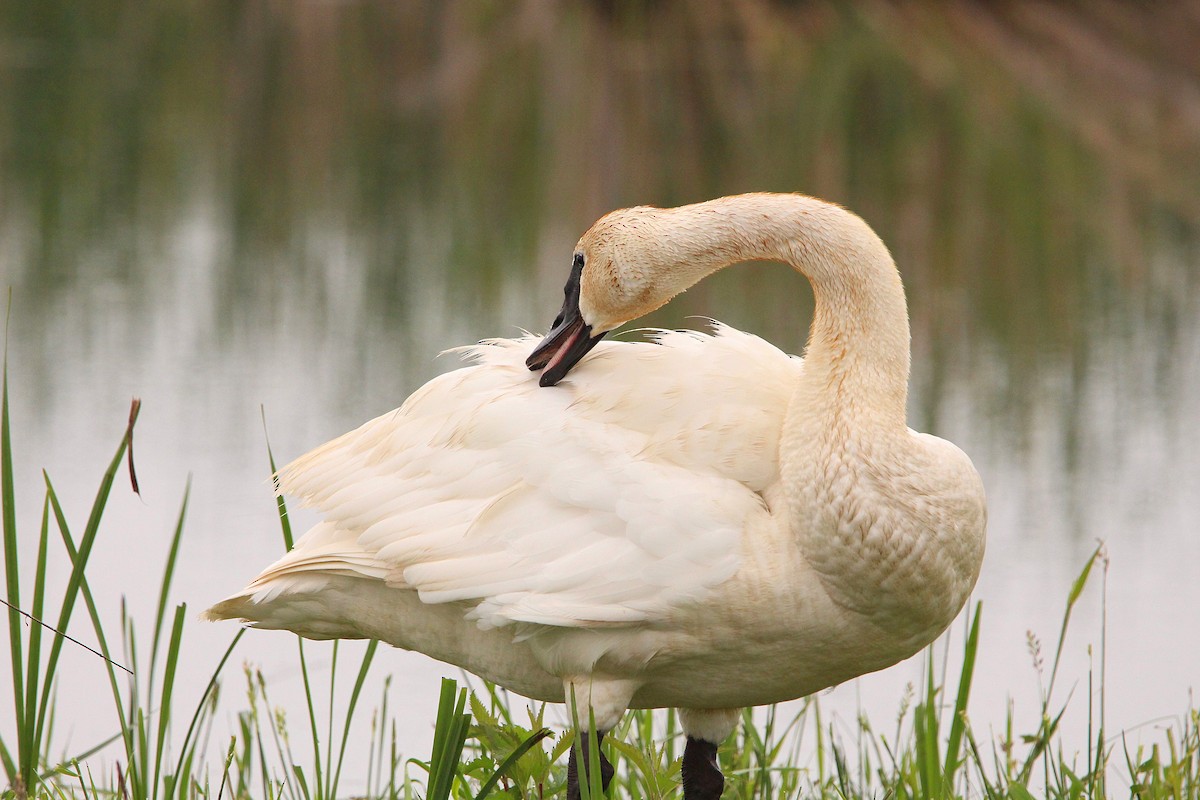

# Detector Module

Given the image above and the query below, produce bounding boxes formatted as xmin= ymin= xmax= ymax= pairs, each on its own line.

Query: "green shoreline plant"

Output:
xmin=1 ymin=355 xmax=1197 ymax=798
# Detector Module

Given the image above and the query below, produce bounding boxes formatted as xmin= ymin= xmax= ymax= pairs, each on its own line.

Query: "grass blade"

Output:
xmin=325 ymin=641 xmax=338 ymax=800
xmin=296 ymin=639 xmax=325 ymax=800
xmin=585 ymin=707 xmax=604 ymax=800
xmin=1046 ymin=544 xmax=1102 ymax=703
xmin=426 ymin=678 xmax=470 ymax=800
xmin=148 ymin=481 xmax=190 ymax=706
xmin=18 ymin=495 xmax=51 ymax=786
xmin=0 ymin=738 xmax=16 ymax=793
xmin=943 ymin=602 xmax=982 ymax=783
xmin=152 ymin=604 xmax=188 ymax=796
xmin=915 ymin=652 xmax=942 ymax=799
xmin=1 ymin=311 xmax=27 ymax=791
xmin=37 ymin=479 xmax=129 ymax=767
xmin=330 ymin=639 xmax=379 ymax=799
xmin=125 ymin=398 xmax=141 ymax=496
xmin=261 ymin=409 xmax=293 ymax=550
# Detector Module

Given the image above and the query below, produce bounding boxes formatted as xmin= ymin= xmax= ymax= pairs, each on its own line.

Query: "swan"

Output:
xmin=206 ymin=193 xmax=986 ymax=800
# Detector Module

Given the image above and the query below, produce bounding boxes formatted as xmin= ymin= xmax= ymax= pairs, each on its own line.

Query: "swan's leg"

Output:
xmin=679 ymin=708 xmax=740 ymax=800
xmin=560 ymin=677 xmax=637 ymax=799
xmin=682 ymin=738 xmax=722 ymax=800
xmin=566 ymin=731 xmax=614 ymax=799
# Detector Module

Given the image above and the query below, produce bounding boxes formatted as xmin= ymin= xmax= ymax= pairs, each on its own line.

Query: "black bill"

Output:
xmin=526 ymin=256 xmax=607 ymax=386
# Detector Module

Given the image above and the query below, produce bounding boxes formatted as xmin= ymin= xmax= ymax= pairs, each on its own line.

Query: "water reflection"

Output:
xmin=2 ymin=1 xmax=1198 ymax=789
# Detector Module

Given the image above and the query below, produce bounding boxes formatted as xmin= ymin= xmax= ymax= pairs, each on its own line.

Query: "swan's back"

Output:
xmin=210 ymin=325 xmax=802 ymax=635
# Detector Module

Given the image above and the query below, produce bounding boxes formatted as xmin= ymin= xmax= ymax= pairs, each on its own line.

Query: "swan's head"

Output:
xmin=527 ymin=206 xmax=673 ymax=386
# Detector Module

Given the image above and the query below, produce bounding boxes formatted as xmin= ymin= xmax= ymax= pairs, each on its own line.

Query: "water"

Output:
xmin=2 ymin=2 xmax=1199 ymax=789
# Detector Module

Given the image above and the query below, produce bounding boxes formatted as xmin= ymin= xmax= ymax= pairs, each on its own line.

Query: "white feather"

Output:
xmin=264 ymin=326 xmax=785 ymax=630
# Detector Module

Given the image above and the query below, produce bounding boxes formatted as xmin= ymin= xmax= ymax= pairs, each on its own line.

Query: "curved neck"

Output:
xmin=654 ymin=193 xmax=911 ymax=429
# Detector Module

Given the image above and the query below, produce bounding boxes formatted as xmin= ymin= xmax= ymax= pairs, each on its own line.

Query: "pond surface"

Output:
xmin=2 ymin=2 xmax=1198 ymax=789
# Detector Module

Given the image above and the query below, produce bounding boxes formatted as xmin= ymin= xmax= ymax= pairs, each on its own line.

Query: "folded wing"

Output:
xmin=226 ymin=324 xmax=801 ymax=630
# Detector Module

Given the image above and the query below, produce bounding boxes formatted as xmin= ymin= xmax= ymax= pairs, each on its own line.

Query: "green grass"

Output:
xmin=1 ymin=364 xmax=1198 ymax=799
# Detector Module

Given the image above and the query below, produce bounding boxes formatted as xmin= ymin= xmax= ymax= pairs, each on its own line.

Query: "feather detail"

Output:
xmin=230 ymin=325 xmax=796 ymax=630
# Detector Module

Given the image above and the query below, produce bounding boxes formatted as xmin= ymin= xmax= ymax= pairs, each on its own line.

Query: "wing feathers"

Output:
xmin=242 ymin=325 xmax=797 ymax=629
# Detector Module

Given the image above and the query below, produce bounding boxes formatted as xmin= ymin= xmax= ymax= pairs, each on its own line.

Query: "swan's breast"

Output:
xmin=793 ymin=428 xmax=986 ymax=646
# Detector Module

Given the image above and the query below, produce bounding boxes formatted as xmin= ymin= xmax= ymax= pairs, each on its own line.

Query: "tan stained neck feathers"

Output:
xmin=577 ymin=193 xmax=911 ymax=428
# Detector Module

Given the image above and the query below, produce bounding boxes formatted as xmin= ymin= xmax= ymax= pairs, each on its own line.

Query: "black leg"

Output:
xmin=682 ymin=736 xmax=724 ymax=800
xmin=566 ymin=731 xmax=614 ymax=799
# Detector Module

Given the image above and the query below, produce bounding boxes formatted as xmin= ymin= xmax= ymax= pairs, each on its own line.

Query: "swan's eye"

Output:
xmin=573 ymin=253 xmax=584 ymax=269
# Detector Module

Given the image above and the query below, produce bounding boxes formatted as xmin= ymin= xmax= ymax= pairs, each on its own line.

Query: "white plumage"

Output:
xmin=207 ymin=194 xmax=986 ymax=788
xmin=259 ymin=327 xmax=789 ymax=629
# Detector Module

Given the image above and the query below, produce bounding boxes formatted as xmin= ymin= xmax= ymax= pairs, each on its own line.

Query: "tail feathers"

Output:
xmin=203 ymin=531 xmax=392 ymax=640
xmin=203 ymin=582 xmax=371 ymax=640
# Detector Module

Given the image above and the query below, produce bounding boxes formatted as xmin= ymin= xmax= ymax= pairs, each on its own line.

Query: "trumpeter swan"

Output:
xmin=206 ymin=193 xmax=986 ymax=800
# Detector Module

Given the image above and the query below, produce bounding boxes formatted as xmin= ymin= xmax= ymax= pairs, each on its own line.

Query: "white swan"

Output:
xmin=206 ymin=193 xmax=986 ymax=800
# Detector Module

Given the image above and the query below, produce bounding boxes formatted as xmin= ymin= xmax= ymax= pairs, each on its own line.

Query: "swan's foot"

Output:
xmin=682 ymin=736 xmax=724 ymax=800
xmin=566 ymin=731 xmax=614 ymax=799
